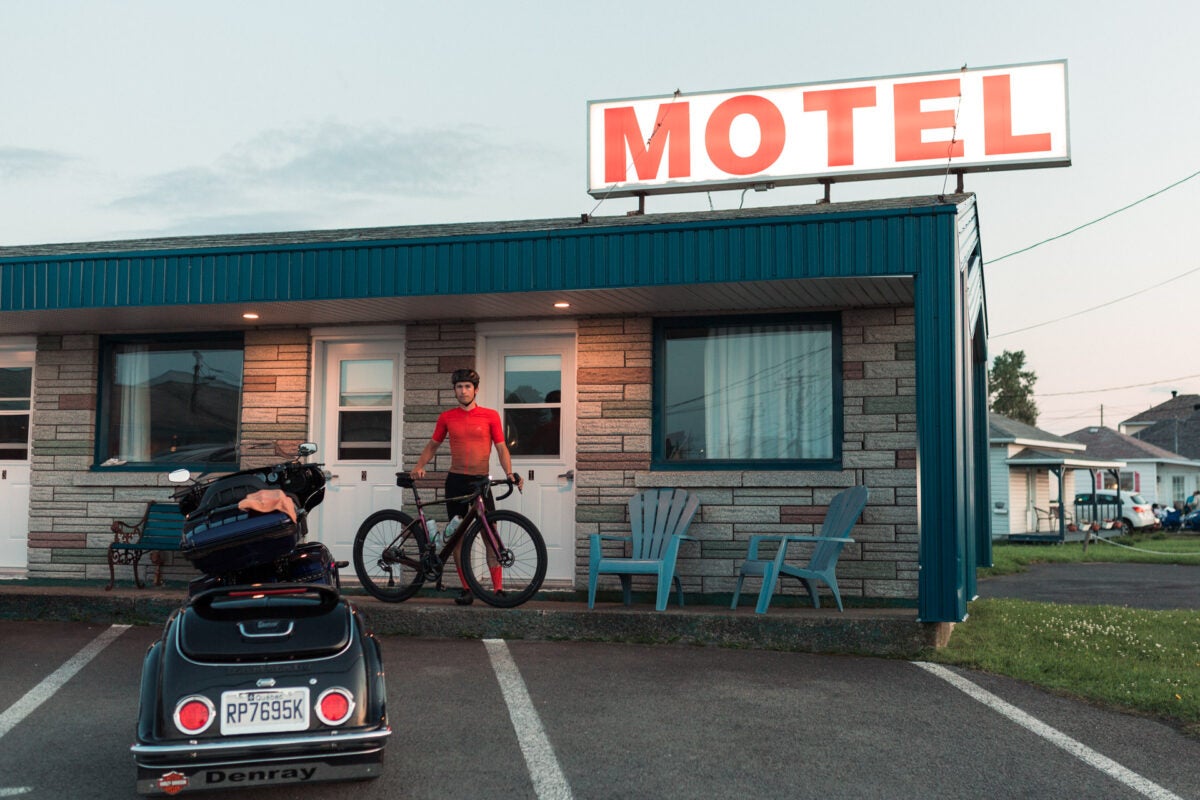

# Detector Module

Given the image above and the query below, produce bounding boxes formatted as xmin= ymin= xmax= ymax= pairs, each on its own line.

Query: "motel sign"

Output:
xmin=587 ymin=60 xmax=1069 ymax=198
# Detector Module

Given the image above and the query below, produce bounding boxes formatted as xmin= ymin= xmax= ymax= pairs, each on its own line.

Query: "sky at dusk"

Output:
xmin=1 ymin=0 xmax=1196 ymax=434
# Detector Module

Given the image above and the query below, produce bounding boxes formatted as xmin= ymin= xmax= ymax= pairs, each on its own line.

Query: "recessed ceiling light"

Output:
xmin=553 ymin=302 xmax=570 ymax=309
xmin=243 ymin=312 xmax=260 ymax=320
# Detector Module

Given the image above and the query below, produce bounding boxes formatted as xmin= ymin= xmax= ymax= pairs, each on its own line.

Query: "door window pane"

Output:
xmin=0 ymin=416 xmax=29 ymax=460
xmin=0 ymin=367 xmax=32 ymax=411
xmin=504 ymin=355 xmax=561 ymax=403
xmin=98 ymin=337 xmax=243 ymax=467
xmin=340 ymin=360 xmax=393 ymax=406
xmin=506 ymin=408 xmax=561 ymax=457
xmin=0 ymin=366 xmax=31 ymax=460
xmin=338 ymin=359 xmax=394 ymax=460
xmin=503 ymin=355 xmax=562 ymax=456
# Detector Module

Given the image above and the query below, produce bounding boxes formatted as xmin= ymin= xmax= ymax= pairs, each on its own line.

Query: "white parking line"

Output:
xmin=484 ymin=639 xmax=573 ymax=800
xmin=914 ymin=662 xmax=1186 ymax=800
xmin=0 ymin=624 xmax=131 ymax=740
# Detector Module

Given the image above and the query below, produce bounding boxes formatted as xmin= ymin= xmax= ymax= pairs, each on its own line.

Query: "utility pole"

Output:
xmin=1099 ymin=404 xmax=1104 ymax=427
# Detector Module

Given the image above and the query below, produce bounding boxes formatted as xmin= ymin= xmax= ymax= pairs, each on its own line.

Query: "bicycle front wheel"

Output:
xmin=460 ymin=510 xmax=547 ymax=608
xmin=353 ymin=509 xmax=427 ymax=602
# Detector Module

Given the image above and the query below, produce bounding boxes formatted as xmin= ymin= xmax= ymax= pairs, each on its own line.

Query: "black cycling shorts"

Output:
xmin=444 ymin=472 xmax=495 ymax=520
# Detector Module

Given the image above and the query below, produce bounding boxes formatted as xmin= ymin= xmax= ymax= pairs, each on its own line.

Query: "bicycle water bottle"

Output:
xmin=445 ymin=515 xmax=462 ymax=539
xmin=427 ymin=518 xmax=440 ymax=546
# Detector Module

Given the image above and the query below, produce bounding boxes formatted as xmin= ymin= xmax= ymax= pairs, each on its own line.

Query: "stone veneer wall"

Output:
xmin=26 ymin=329 xmax=310 ymax=583
xmin=401 ymin=322 xmax=476 ymax=493
xmin=577 ymin=308 xmax=919 ymax=603
xmin=25 ymin=310 xmax=917 ymax=602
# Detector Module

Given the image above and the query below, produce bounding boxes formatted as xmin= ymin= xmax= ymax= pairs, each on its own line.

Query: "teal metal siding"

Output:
xmin=913 ymin=198 xmax=983 ymax=622
xmin=2 ymin=205 xmax=958 ymax=313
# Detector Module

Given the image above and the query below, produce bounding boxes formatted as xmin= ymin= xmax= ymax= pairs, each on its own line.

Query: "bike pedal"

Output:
xmin=334 ymin=560 xmax=349 ymax=569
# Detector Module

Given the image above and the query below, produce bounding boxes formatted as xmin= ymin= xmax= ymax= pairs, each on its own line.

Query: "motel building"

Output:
xmin=0 ymin=62 xmax=1069 ymax=624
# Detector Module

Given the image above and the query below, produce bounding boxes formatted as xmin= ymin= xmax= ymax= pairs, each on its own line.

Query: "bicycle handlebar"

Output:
xmin=394 ymin=472 xmax=517 ymax=502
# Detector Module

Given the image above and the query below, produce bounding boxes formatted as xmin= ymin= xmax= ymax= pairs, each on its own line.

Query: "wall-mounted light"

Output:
xmin=553 ymin=302 xmax=570 ymax=309
xmin=242 ymin=312 xmax=260 ymax=320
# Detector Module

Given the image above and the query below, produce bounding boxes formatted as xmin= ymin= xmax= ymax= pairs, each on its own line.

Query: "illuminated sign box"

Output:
xmin=587 ymin=60 xmax=1069 ymax=198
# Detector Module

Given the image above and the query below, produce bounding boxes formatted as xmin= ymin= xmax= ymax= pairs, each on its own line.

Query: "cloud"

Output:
xmin=111 ymin=121 xmax=510 ymax=216
xmin=229 ymin=121 xmax=499 ymax=195
xmin=0 ymin=147 xmax=72 ymax=179
xmin=111 ymin=166 xmax=250 ymax=211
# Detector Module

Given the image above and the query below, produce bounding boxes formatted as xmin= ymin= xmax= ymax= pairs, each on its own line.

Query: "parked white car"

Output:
xmin=1072 ymin=490 xmax=1157 ymax=531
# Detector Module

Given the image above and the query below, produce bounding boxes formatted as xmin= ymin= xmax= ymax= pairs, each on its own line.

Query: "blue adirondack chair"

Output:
xmin=588 ymin=488 xmax=700 ymax=611
xmin=731 ymin=485 xmax=869 ymax=613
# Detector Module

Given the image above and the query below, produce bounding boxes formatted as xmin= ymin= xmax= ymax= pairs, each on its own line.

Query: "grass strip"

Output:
xmin=927 ymin=598 xmax=1200 ymax=735
xmin=983 ymin=534 xmax=1200 ymax=577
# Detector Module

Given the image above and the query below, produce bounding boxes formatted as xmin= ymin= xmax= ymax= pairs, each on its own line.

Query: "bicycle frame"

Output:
xmin=405 ymin=480 xmax=505 ymax=580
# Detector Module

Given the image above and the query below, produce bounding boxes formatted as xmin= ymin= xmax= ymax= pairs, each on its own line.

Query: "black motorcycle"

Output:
xmin=170 ymin=442 xmax=337 ymax=594
xmin=131 ymin=443 xmax=390 ymax=795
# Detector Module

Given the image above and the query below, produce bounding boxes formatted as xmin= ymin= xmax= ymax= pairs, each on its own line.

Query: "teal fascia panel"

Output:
xmin=0 ymin=202 xmax=957 ymax=313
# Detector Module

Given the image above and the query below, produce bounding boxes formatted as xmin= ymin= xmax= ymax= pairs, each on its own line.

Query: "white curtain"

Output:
xmin=117 ymin=345 xmax=151 ymax=461
xmin=703 ymin=325 xmax=831 ymax=460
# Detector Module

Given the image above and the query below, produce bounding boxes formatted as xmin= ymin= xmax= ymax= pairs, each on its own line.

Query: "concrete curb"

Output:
xmin=0 ymin=584 xmax=944 ymax=658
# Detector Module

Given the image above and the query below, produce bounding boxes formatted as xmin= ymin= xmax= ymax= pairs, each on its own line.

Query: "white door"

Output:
xmin=0 ymin=343 xmax=34 ymax=572
xmin=480 ymin=333 xmax=576 ymax=586
xmin=310 ymin=339 xmax=404 ymax=565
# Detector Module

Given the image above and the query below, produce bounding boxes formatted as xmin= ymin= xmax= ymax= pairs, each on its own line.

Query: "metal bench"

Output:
xmin=106 ymin=502 xmax=185 ymax=590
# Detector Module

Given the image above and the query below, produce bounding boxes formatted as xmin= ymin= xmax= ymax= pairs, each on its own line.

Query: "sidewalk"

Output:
xmin=0 ymin=581 xmax=944 ymax=658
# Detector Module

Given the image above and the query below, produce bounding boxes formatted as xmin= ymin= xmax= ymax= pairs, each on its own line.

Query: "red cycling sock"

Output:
xmin=490 ymin=564 xmax=504 ymax=591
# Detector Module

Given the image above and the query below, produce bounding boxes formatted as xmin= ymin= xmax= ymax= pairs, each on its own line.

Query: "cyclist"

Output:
xmin=411 ymin=368 xmax=523 ymax=605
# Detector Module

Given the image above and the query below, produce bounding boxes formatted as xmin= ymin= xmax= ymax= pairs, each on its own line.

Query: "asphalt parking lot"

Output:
xmin=3 ymin=563 xmax=1199 ymax=798
xmin=2 ymin=618 xmax=1199 ymax=799
xmin=978 ymin=562 xmax=1200 ymax=609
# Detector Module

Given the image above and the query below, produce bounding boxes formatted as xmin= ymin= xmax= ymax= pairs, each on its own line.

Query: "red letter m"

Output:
xmin=604 ymin=102 xmax=690 ymax=184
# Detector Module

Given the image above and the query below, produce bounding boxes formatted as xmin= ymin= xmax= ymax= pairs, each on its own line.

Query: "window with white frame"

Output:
xmin=97 ymin=335 xmax=244 ymax=468
xmin=654 ymin=315 xmax=840 ymax=468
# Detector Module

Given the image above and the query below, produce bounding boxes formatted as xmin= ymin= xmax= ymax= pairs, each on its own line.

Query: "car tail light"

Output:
xmin=1133 ymin=505 xmax=1148 ymax=513
xmin=174 ymin=695 xmax=215 ymax=735
xmin=315 ymin=688 xmax=355 ymax=726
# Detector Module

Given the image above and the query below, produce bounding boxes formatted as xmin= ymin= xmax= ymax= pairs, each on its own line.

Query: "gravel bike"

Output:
xmin=352 ymin=472 xmax=547 ymax=608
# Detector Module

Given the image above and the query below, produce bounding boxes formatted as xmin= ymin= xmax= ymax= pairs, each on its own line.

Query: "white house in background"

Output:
xmin=1063 ymin=425 xmax=1200 ymax=510
xmin=988 ymin=413 xmax=1124 ymax=539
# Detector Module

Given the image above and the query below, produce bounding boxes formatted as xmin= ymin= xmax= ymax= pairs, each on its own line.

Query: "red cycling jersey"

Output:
xmin=431 ymin=406 xmax=504 ymax=475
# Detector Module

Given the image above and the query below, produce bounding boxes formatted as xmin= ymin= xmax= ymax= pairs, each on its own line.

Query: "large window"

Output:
xmin=97 ymin=335 xmax=244 ymax=469
xmin=654 ymin=315 xmax=840 ymax=469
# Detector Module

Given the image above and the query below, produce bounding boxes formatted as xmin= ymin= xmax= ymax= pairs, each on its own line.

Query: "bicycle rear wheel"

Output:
xmin=352 ymin=509 xmax=427 ymax=602
xmin=460 ymin=509 xmax=547 ymax=608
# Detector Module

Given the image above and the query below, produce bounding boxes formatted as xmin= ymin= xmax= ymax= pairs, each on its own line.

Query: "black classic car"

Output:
xmin=131 ymin=582 xmax=390 ymax=794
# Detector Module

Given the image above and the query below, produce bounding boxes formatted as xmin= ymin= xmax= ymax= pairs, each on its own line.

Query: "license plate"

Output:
xmin=220 ymin=688 xmax=310 ymax=735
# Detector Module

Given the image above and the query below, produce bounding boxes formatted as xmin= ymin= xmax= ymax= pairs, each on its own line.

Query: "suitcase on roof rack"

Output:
xmin=181 ymin=502 xmax=300 ymax=575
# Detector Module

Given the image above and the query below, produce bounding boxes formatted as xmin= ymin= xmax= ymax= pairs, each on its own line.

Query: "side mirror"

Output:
xmin=298 ymin=442 xmax=318 ymax=457
xmin=168 ymin=468 xmax=192 ymax=483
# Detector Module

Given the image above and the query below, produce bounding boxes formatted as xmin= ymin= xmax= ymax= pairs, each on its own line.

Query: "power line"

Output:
xmin=986 ymin=167 xmax=1200 ymax=265
xmin=991 ymin=263 xmax=1200 ymax=337
xmin=1035 ymin=371 xmax=1200 ymax=398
